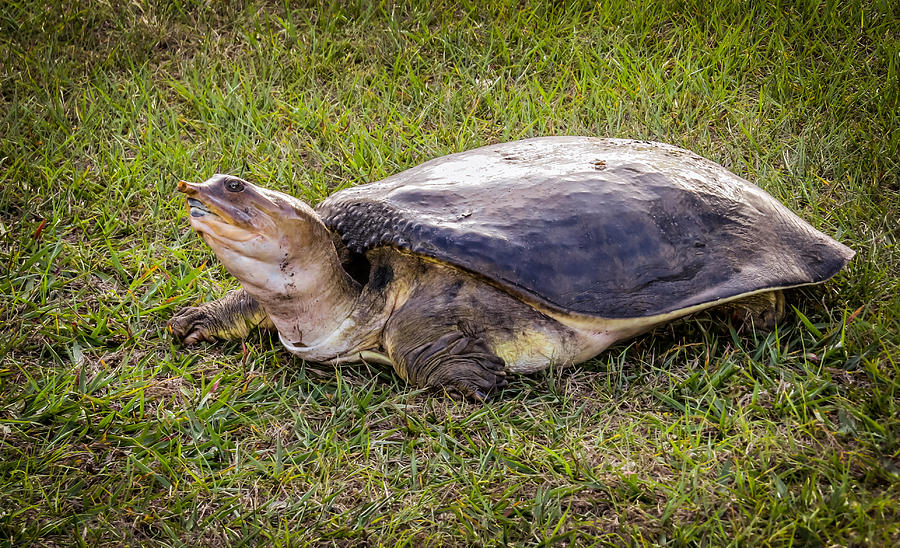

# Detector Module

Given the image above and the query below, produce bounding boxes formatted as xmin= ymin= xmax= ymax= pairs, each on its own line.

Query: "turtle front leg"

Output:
xmin=387 ymin=331 xmax=508 ymax=400
xmin=168 ymin=289 xmax=274 ymax=344
xmin=383 ymin=304 xmax=507 ymax=400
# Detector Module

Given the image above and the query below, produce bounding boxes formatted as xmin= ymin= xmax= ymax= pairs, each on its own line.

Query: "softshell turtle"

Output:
xmin=169 ymin=137 xmax=853 ymax=399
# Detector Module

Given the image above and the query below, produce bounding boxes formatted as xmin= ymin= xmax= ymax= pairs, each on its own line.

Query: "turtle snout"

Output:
xmin=177 ymin=180 xmax=200 ymax=195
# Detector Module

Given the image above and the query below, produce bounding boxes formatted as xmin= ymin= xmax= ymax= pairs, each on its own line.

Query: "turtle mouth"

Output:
xmin=184 ymin=196 xmax=264 ymax=245
xmin=188 ymin=198 xmax=214 ymax=218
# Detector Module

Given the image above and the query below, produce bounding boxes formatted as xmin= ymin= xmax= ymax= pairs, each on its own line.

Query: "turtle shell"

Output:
xmin=316 ymin=137 xmax=853 ymax=319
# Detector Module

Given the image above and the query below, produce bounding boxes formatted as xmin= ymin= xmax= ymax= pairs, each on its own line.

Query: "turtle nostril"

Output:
xmin=178 ymin=180 xmax=199 ymax=195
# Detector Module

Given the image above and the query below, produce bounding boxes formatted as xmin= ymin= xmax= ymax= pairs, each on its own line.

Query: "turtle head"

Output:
xmin=178 ymin=174 xmax=332 ymax=293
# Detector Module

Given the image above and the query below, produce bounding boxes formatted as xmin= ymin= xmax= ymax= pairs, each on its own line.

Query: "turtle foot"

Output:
xmin=726 ymin=290 xmax=786 ymax=332
xmin=402 ymin=332 xmax=508 ymax=401
xmin=168 ymin=305 xmax=219 ymax=345
xmin=167 ymin=290 xmax=272 ymax=345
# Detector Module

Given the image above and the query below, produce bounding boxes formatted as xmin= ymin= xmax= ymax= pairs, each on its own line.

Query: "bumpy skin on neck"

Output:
xmin=178 ymin=174 xmax=361 ymax=348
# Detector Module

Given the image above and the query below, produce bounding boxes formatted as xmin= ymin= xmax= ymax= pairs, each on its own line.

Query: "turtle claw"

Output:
xmin=445 ymin=375 xmax=506 ymax=402
xmin=466 ymin=379 xmax=507 ymax=402
xmin=168 ymin=305 xmax=217 ymax=345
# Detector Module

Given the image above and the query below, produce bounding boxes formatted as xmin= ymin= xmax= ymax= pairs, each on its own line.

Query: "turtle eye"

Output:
xmin=224 ymin=178 xmax=245 ymax=193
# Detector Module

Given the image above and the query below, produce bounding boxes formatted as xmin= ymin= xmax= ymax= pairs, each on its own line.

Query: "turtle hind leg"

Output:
xmin=722 ymin=290 xmax=786 ymax=332
xmin=388 ymin=331 xmax=507 ymax=400
xmin=168 ymin=289 xmax=274 ymax=344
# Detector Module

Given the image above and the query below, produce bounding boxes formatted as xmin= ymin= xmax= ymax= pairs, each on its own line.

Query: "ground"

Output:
xmin=0 ymin=0 xmax=898 ymax=546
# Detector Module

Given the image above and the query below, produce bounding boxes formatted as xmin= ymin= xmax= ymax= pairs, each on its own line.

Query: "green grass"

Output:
xmin=1 ymin=0 xmax=898 ymax=545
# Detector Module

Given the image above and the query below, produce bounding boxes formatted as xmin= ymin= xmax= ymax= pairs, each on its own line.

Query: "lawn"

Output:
xmin=1 ymin=0 xmax=898 ymax=545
